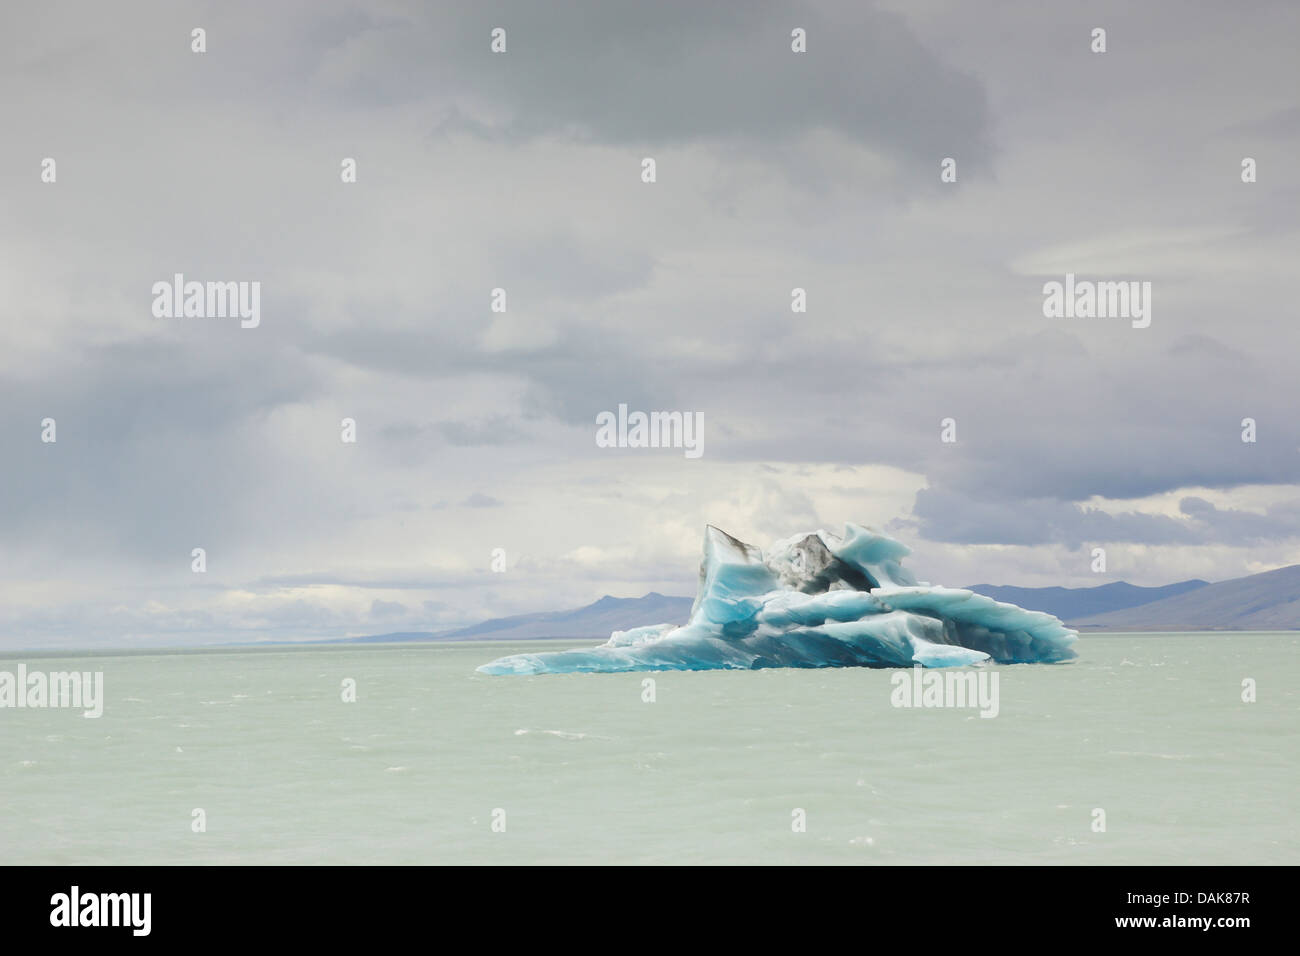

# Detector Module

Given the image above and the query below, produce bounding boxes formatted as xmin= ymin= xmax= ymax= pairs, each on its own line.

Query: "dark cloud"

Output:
xmin=443 ymin=1 xmax=993 ymax=165
xmin=910 ymin=488 xmax=1300 ymax=548
xmin=438 ymin=417 xmax=528 ymax=447
xmin=1178 ymin=496 xmax=1300 ymax=544
xmin=910 ymin=488 xmax=1199 ymax=548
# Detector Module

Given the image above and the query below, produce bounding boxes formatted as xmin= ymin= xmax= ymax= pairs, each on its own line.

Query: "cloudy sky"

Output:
xmin=2 ymin=0 xmax=1298 ymax=648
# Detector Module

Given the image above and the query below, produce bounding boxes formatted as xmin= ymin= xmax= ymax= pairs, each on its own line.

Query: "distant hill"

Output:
xmin=1069 ymin=564 xmax=1300 ymax=630
xmin=339 ymin=565 xmax=1300 ymax=644
xmin=339 ymin=631 xmax=438 ymax=644
xmin=425 ymin=592 xmax=694 ymax=642
xmin=966 ymin=580 xmax=1209 ymax=622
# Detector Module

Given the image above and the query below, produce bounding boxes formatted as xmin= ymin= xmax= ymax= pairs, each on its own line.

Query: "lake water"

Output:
xmin=2 ymin=633 xmax=1296 ymax=864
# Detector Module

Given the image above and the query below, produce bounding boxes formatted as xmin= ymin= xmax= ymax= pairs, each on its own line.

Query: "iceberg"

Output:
xmin=477 ymin=524 xmax=1078 ymax=675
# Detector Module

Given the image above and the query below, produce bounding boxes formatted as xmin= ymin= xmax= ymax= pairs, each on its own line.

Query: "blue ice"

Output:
xmin=477 ymin=524 xmax=1078 ymax=675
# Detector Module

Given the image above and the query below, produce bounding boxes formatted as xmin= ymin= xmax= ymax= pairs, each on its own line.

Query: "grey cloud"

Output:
xmin=908 ymin=488 xmax=1198 ymax=548
xmin=368 ymin=598 xmax=407 ymax=618
xmin=911 ymin=488 xmax=1300 ymax=548
xmin=1177 ymin=496 xmax=1300 ymax=544
xmin=0 ymin=337 xmax=324 ymax=562
xmin=492 ymin=232 xmax=656 ymax=301
xmin=456 ymin=2 xmax=991 ymax=162
xmin=438 ymin=417 xmax=528 ymax=447
xmin=271 ymin=0 xmax=993 ymax=169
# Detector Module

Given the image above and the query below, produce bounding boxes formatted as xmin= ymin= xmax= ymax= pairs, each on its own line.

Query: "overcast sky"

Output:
xmin=2 ymin=0 xmax=1298 ymax=648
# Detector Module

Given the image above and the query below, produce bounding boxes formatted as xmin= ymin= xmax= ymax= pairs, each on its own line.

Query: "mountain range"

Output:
xmin=423 ymin=592 xmax=693 ymax=642
xmin=1065 ymin=564 xmax=1300 ymax=630
xmin=965 ymin=580 xmax=1211 ymax=623
xmin=348 ymin=564 xmax=1300 ymax=643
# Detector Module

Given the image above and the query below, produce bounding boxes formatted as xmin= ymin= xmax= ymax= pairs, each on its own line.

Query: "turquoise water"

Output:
xmin=2 ymin=634 xmax=1296 ymax=864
